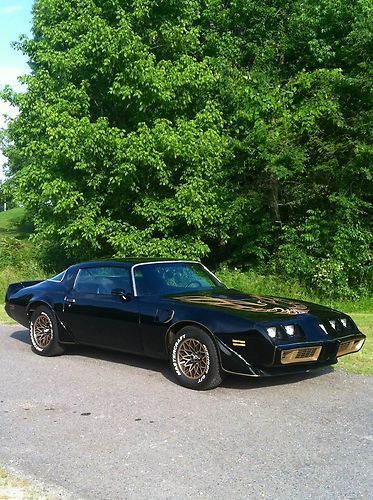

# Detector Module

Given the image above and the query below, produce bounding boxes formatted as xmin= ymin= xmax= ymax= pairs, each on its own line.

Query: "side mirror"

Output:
xmin=111 ymin=288 xmax=128 ymax=301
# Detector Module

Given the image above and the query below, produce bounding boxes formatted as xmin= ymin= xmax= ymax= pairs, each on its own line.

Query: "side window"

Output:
xmin=74 ymin=267 xmax=132 ymax=295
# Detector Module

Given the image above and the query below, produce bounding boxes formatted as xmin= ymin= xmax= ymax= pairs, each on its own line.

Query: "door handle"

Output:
xmin=64 ymin=297 xmax=76 ymax=303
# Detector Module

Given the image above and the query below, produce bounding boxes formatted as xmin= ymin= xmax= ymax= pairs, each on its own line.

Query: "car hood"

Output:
xmin=166 ymin=288 xmax=340 ymax=322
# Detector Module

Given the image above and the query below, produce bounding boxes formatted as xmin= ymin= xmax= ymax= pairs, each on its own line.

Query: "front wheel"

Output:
xmin=170 ymin=326 xmax=224 ymax=390
xmin=29 ymin=306 xmax=65 ymax=356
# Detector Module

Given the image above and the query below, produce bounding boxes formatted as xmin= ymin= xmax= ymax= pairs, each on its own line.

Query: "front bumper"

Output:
xmin=218 ymin=333 xmax=366 ymax=378
xmin=274 ymin=334 xmax=365 ymax=367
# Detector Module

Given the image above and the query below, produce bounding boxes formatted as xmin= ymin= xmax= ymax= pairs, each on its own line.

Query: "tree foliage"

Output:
xmin=1 ymin=0 xmax=372 ymax=296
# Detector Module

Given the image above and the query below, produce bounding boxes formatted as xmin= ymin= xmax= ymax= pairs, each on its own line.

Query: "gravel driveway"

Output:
xmin=0 ymin=324 xmax=372 ymax=499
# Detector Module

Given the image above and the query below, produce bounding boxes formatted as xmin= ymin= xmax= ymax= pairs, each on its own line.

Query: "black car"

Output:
xmin=5 ymin=259 xmax=365 ymax=390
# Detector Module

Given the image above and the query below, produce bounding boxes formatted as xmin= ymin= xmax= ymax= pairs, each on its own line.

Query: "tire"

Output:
xmin=29 ymin=306 xmax=65 ymax=356
xmin=170 ymin=326 xmax=224 ymax=390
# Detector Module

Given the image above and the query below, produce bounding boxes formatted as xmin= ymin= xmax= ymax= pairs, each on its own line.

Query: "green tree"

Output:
xmin=2 ymin=0 xmax=372 ymax=296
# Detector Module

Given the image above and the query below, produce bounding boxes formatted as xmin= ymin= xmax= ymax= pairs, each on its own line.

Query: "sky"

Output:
xmin=0 ymin=0 xmax=34 ymax=178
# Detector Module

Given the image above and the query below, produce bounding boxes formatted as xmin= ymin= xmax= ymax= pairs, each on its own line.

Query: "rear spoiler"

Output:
xmin=5 ymin=280 xmax=44 ymax=302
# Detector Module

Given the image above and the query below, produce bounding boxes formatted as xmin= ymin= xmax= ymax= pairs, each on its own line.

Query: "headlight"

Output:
xmin=267 ymin=326 xmax=277 ymax=338
xmin=285 ymin=325 xmax=295 ymax=336
xmin=266 ymin=325 xmax=303 ymax=340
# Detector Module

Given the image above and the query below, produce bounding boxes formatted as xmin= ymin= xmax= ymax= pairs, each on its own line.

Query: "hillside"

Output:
xmin=0 ymin=208 xmax=33 ymax=239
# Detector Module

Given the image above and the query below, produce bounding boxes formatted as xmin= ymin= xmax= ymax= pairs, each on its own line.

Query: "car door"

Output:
xmin=61 ymin=265 xmax=142 ymax=354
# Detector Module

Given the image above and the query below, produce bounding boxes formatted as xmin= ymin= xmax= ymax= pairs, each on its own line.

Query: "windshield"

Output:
xmin=133 ymin=262 xmax=223 ymax=296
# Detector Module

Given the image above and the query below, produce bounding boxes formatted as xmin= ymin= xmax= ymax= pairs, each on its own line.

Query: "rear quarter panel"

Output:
xmin=5 ymin=280 xmax=68 ymax=330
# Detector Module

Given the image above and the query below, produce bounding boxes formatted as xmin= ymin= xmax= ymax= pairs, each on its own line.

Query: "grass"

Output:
xmin=216 ymin=268 xmax=372 ymax=312
xmin=0 ymin=263 xmax=47 ymax=304
xmin=0 ymin=305 xmax=16 ymax=325
xmin=0 ymin=467 xmax=51 ymax=499
xmin=0 ymin=210 xmax=47 ymax=301
xmin=0 ymin=207 xmax=33 ymax=240
xmin=0 ymin=207 xmax=45 ymax=301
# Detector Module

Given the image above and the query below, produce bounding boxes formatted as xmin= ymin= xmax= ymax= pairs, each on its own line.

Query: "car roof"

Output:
xmin=66 ymin=259 xmax=199 ymax=271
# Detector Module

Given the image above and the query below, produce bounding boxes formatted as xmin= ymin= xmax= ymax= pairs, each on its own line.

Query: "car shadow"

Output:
xmin=10 ymin=329 xmax=335 ymax=389
xmin=10 ymin=329 xmax=175 ymax=383
xmin=221 ymin=366 xmax=335 ymax=390
xmin=11 ymin=329 xmax=31 ymax=344
xmin=70 ymin=345 xmax=176 ymax=382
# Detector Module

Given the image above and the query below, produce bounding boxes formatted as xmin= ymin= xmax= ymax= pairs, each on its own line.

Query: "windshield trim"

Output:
xmin=130 ymin=261 xmax=222 ymax=297
xmin=47 ymin=270 xmax=66 ymax=283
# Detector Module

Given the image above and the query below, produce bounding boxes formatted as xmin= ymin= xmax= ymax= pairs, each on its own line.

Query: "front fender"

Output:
xmin=166 ymin=318 xmax=264 ymax=377
xmin=215 ymin=338 xmax=263 ymax=376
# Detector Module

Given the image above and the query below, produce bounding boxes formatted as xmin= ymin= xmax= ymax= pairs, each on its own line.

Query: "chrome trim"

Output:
xmin=222 ymin=368 xmax=260 ymax=378
xmin=47 ymin=270 xmax=67 ymax=283
xmin=335 ymin=334 xmax=363 ymax=342
xmin=72 ymin=268 xmax=82 ymax=291
xmin=200 ymin=263 xmax=223 ymax=285
xmin=163 ymin=310 xmax=175 ymax=324
xmin=130 ymin=260 xmax=220 ymax=297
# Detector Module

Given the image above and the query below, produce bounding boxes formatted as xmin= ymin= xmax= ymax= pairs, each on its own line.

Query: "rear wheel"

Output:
xmin=170 ymin=326 xmax=224 ymax=390
xmin=29 ymin=306 xmax=65 ymax=356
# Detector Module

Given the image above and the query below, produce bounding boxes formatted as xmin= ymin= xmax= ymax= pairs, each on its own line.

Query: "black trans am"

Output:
xmin=5 ymin=259 xmax=365 ymax=390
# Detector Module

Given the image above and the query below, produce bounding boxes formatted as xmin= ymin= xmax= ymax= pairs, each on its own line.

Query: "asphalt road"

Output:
xmin=0 ymin=324 xmax=372 ymax=500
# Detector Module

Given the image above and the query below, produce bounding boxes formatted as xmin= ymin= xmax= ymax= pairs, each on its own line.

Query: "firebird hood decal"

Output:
xmin=173 ymin=294 xmax=309 ymax=315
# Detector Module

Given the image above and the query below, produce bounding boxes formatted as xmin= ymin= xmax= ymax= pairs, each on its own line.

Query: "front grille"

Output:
xmin=337 ymin=339 xmax=364 ymax=357
xmin=296 ymin=348 xmax=318 ymax=359
xmin=281 ymin=346 xmax=322 ymax=364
